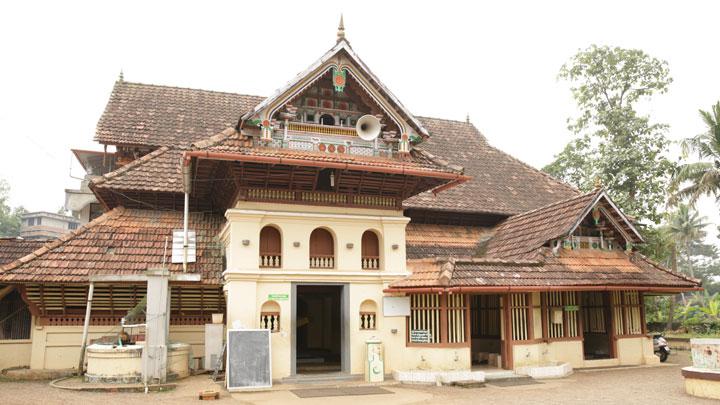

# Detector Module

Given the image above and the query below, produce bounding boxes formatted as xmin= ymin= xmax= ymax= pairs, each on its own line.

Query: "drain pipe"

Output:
xmin=77 ymin=282 xmax=95 ymax=375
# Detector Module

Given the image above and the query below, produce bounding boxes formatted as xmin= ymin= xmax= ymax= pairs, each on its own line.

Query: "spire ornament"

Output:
xmin=337 ymin=14 xmax=345 ymax=42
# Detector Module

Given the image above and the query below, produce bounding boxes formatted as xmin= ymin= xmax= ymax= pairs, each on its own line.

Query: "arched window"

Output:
xmin=319 ymin=114 xmax=335 ymax=126
xmin=260 ymin=300 xmax=281 ymax=332
xmin=260 ymin=226 xmax=281 ymax=268
xmin=309 ymin=228 xmax=334 ymax=268
xmin=361 ymin=230 xmax=380 ymax=269
xmin=359 ymin=299 xmax=377 ymax=330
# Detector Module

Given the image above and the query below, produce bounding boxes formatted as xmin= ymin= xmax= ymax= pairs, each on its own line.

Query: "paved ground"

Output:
xmin=0 ymin=352 xmax=714 ymax=404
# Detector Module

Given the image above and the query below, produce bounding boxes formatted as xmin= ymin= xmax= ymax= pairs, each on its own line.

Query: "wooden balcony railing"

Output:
xmin=287 ymin=122 xmax=357 ymax=137
xmin=245 ymin=188 xmax=398 ymax=209
xmin=310 ymin=254 xmax=335 ymax=269
xmin=362 ymin=256 xmax=380 ymax=270
xmin=260 ymin=254 xmax=282 ymax=268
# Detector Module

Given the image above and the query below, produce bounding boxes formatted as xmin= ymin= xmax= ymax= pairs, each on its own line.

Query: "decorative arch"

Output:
xmin=361 ymin=230 xmax=380 ymax=270
xmin=260 ymin=300 xmax=281 ymax=332
xmin=260 ymin=225 xmax=282 ymax=268
xmin=309 ymin=227 xmax=335 ymax=269
xmin=359 ymin=299 xmax=377 ymax=330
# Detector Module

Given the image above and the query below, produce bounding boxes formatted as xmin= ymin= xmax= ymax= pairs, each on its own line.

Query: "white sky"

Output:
xmin=0 ymin=0 xmax=718 ymax=245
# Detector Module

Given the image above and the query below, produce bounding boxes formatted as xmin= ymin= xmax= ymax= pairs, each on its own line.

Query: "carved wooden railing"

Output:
xmin=360 ymin=312 xmax=376 ymax=330
xmin=260 ymin=312 xmax=280 ymax=332
xmin=245 ymin=188 xmax=397 ymax=209
xmin=310 ymin=254 xmax=335 ymax=269
xmin=362 ymin=256 xmax=380 ymax=270
xmin=287 ymin=122 xmax=357 ymax=137
xmin=260 ymin=254 xmax=282 ymax=268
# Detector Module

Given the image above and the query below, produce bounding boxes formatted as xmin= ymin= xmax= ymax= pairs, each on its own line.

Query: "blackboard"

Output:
xmin=227 ymin=329 xmax=272 ymax=391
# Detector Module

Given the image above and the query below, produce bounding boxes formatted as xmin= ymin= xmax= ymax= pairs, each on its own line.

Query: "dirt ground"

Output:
xmin=0 ymin=352 xmax=713 ymax=405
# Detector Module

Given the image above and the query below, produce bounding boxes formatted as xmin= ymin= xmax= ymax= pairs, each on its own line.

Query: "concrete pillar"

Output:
xmin=144 ymin=267 xmax=170 ymax=384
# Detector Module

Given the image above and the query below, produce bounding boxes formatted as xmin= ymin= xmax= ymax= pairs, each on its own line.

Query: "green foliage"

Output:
xmin=671 ymin=101 xmax=720 ymax=206
xmin=0 ymin=179 xmax=25 ymax=237
xmin=544 ymin=45 xmax=676 ymax=223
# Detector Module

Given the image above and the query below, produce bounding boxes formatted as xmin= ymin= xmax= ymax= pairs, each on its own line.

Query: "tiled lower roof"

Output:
xmin=391 ymin=248 xmax=700 ymax=291
xmin=0 ymin=208 xmax=224 ymax=284
xmin=0 ymin=238 xmax=49 ymax=267
xmin=406 ymin=223 xmax=493 ymax=259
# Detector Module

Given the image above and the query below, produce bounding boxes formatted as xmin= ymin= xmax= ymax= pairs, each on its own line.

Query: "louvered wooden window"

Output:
xmin=361 ymin=230 xmax=380 ymax=270
xmin=582 ymin=292 xmax=607 ymax=334
xmin=309 ymin=228 xmax=334 ymax=268
xmin=408 ymin=293 xmax=469 ymax=346
xmin=259 ymin=226 xmax=282 ymax=268
xmin=611 ymin=291 xmax=644 ymax=336
xmin=542 ymin=292 xmax=580 ymax=340
xmin=509 ymin=293 xmax=532 ymax=341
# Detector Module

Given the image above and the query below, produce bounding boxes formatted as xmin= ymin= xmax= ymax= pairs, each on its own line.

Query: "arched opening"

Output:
xmin=309 ymin=228 xmax=335 ymax=268
xmin=319 ymin=114 xmax=335 ymax=126
xmin=359 ymin=299 xmax=377 ymax=330
xmin=260 ymin=300 xmax=281 ymax=332
xmin=260 ymin=226 xmax=282 ymax=268
xmin=361 ymin=230 xmax=380 ymax=270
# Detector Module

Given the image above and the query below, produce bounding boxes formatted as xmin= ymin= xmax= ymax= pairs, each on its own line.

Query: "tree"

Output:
xmin=668 ymin=204 xmax=709 ymax=279
xmin=543 ymin=45 xmax=676 ymax=223
xmin=0 ymin=179 xmax=25 ymax=237
xmin=671 ymin=101 xmax=720 ymax=206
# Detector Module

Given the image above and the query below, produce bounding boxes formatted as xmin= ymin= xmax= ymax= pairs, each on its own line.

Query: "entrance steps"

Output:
xmin=281 ymin=373 xmax=361 ymax=385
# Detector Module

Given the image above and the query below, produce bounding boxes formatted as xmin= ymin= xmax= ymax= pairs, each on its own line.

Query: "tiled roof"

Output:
xmin=0 ymin=238 xmax=49 ymax=267
xmin=406 ymin=224 xmax=493 ymax=259
xmin=92 ymin=81 xmax=576 ymax=216
xmin=0 ymin=208 xmax=224 ymax=284
xmin=391 ymin=248 xmax=700 ymax=290
xmin=95 ymin=80 xmax=264 ymax=147
xmin=484 ymin=189 xmax=601 ymax=259
xmin=405 ymin=117 xmax=579 ymax=215
xmin=91 ymin=146 xmax=185 ymax=193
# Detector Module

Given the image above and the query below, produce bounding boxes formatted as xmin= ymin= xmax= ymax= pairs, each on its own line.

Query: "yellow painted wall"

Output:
xmin=0 ymin=339 xmax=32 ymax=370
xmin=400 ymin=347 xmax=471 ymax=371
xmin=685 ymin=377 xmax=720 ymax=400
xmin=25 ymin=323 xmax=205 ymax=370
xmin=617 ymin=336 xmax=658 ymax=366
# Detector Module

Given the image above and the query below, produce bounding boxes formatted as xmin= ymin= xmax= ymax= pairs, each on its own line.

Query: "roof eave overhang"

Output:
xmin=383 ymin=285 xmax=703 ymax=294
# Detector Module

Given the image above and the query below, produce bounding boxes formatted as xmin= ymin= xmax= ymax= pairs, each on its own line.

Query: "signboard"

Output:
xmin=383 ymin=296 xmax=410 ymax=317
xmin=268 ymin=294 xmax=289 ymax=301
xmin=564 ymin=305 xmax=579 ymax=312
xmin=171 ymin=230 xmax=196 ymax=264
xmin=410 ymin=329 xmax=431 ymax=344
xmin=227 ymin=329 xmax=272 ymax=391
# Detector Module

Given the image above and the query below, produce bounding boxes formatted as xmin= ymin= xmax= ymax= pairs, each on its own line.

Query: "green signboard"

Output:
xmin=268 ymin=293 xmax=289 ymax=301
xmin=564 ymin=305 xmax=579 ymax=312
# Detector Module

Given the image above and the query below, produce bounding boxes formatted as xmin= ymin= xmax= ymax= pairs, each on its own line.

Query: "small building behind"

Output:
xmin=20 ymin=212 xmax=81 ymax=240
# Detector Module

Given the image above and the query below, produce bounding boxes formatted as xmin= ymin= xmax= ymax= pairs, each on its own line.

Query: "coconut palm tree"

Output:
xmin=671 ymin=101 xmax=720 ymax=205
xmin=668 ymin=204 xmax=709 ymax=279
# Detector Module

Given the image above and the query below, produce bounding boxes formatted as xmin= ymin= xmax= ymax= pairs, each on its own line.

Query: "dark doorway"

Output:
xmin=469 ymin=294 xmax=505 ymax=368
xmin=296 ymin=285 xmax=342 ymax=373
xmin=319 ymin=114 xmax=335 ymax=126
xmin=581 ymin=292 xmax=614 ymax=359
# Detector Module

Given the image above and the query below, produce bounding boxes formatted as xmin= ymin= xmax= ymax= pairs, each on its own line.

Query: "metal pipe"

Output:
xmin=77 ymin=282 xmax=94 ymax=375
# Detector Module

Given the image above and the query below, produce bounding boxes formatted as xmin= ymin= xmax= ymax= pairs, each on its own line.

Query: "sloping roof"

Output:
xmin=91 ymin=81 xmax=576 ymax=216
xmin=95 ymin=80 xmax=264 ymax=147
xmin=484 ymin=188 xmax=643 ymax=260
xmin=0 ymin=208 xmax=224 ymax=284
xmin=91 ymin=147 xmax=185 ymax=194
xmin=390 ymin=248 xmax=700 ymax=291
xmin=0 ymin=238 xmax=48 ymax=267
xmin=406 ymin=223 xmax=493 ymax=259
xmin=404 ymin=117 xmax=579 ymax=215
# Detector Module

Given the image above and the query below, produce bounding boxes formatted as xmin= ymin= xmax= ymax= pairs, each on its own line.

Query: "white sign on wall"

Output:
xmin=171 ymin=230 xmax=196 ymax=263
xmin=383 ymin=296 xmax=410 ymax=317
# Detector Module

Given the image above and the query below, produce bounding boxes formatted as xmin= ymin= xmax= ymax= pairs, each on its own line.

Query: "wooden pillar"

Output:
xmin=502 ymin=294 xmax=513 ymax=369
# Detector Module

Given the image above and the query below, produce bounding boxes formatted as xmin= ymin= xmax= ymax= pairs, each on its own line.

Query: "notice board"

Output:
xmin=227 ymin=329 xmax=272 ymax=391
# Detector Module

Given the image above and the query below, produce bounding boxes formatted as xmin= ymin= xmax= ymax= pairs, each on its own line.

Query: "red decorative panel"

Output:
xmin=318 ymin=143 xmax=327 ymax=152
xmin=328 ymin=144 xmax=336 ymax=153
xmin=337 ymin=145 xmax=346 ymax=154
xmin=322 ymin=100 xmax=333 ymax=109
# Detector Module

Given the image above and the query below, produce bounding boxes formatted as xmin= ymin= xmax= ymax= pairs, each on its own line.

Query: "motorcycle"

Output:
xmin=653 ymin=333 xmax=670 ymax=362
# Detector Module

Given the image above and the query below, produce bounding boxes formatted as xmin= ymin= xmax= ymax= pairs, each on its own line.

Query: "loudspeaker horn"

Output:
xmin=355 ymin=115 xmax=381 ymax=141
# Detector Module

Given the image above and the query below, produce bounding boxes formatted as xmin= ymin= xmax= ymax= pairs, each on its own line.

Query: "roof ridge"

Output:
xmin=500 ymin=188 xmax=599 ymax=224
xmin=1 ymin=207 xmax=125 ymax=273
xmin=91 ymin=146 xmax=173 ymax=187
xmin=119 ymin=80 xmax=266 ymax=99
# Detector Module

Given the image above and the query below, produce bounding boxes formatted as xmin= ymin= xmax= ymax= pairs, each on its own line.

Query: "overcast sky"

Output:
xmin=1 ymin=1 xmax=718 ymax=245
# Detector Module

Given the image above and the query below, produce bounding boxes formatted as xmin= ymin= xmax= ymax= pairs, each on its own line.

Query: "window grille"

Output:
xmin=542 ymin=292 xmax=579 ymax=339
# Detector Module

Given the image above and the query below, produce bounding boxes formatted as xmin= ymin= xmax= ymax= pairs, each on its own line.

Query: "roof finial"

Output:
xmin=118 ymin=69 xmax=124 ymax=82
xmin=337 ymin=14 xmax=345 ymax=42
xmin=594 ymin=176 xmax=603 ymax=189
xmin=466 ymin=113 xmax=470 ymax=124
